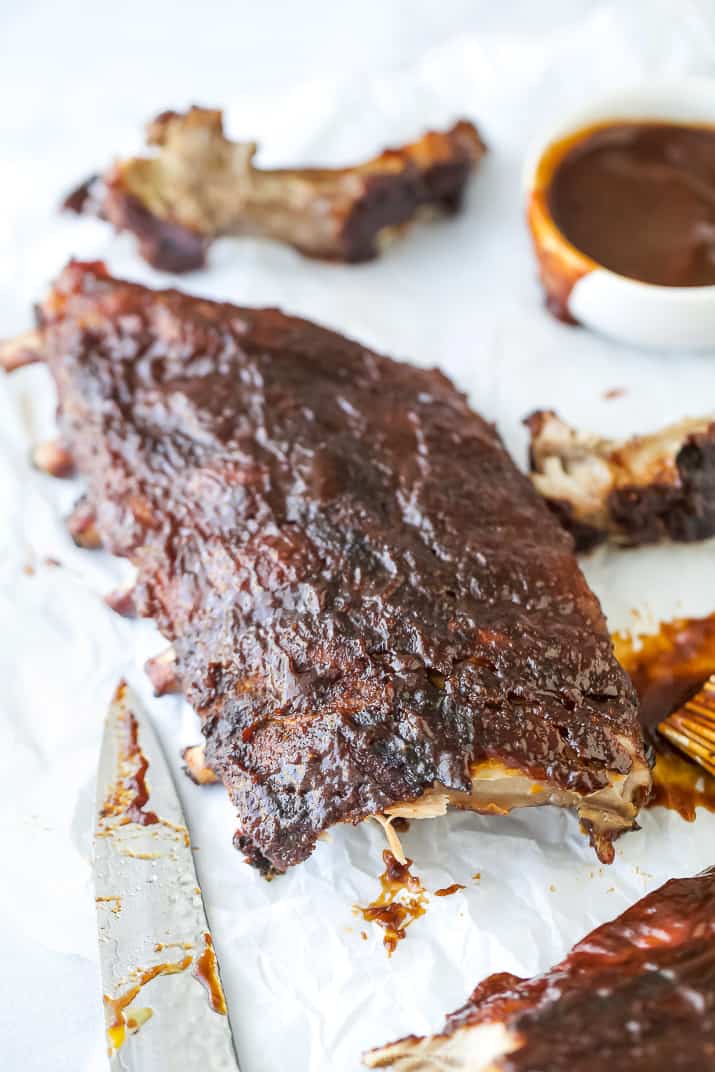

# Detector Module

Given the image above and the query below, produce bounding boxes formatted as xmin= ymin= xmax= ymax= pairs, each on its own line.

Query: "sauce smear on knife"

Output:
xmin=192 ymin=933 xmax=228 ymax=1015
xmin=101 ymin=687 xmax=159 ymax=827
xmin=104 ymin=956 xmax=192 ymax=1051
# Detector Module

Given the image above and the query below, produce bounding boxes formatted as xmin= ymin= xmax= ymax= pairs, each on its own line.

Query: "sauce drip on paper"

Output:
xmin=435 ymin=883 xmax=466 ymax=897
xmin=355 ymin=850 xmax=427 ymax=955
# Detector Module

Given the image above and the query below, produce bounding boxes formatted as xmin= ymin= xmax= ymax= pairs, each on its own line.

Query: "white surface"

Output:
xmin=2 ymin=2 xmax=715 ymax=1071
xmin=523 ymin=78 xmax=715 ymax=349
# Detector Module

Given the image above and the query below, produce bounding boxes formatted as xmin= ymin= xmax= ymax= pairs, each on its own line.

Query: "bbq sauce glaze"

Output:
xmin=42 ymin=262 xmax=648 ymax=873
xmin=443 ymin=868 xmax=715 ymax=1070
xmin=548 ymin=121 xmax=715 ymax=287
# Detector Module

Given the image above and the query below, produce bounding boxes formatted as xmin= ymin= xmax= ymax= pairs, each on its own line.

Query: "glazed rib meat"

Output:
xmin=36 ymin=261 xmax=650 ymax=872
xmin=526 ymin=409 xmax=715 ymax=551
xmin=63 ymin=107 xmax=486 ymax=271
xmin=366 ymin=866 xmax=715 ymax=1070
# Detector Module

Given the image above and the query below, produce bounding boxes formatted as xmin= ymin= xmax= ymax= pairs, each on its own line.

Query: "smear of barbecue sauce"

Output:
xmin=101 ymin=689 xmax=159 ymax=827
xmin=104 ymin=934 xmax=226 ymax=1051
xmin=99 ymin=683 xmax=190 ymax=846
xmin=192 ymin=932 xmax=227 ymax=1015
xmin=96 ymin=894 xmax=122 ymax=916
xmin=355 ymin=850 xmax=427 ymax=955
xmin=613 ymin=613 xmax=715 ymax=819
xmin=435 ymin=883 xmax=466 ymax=897
xmin=105 ymin=955 xmax=192 ymax=1052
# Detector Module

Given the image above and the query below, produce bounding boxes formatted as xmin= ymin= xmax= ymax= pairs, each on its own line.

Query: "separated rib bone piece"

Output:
xmin=65 ymin=106 xmax=487 ymax=271
xmin=372 ymin=814 xmax=407 ymax=866
xmin=526 ymin=409 xmax=715 ymax=550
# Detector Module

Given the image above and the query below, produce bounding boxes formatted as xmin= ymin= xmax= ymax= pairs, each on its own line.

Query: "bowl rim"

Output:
xmin=523 ymin=77 xmax=715 ymax=301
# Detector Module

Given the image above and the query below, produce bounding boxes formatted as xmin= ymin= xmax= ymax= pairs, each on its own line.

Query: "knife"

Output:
xmin=94 ymin=681 xmax=241 ymax=1071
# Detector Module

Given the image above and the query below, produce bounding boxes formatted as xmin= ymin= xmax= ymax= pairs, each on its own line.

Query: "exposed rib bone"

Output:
xmin=104 ymin=581 xmax=137 ymax=618
xmin=372 ymin=814 xmax=407 ymax=866
xmin=145 ymin=647 xmax=180 ymax=696
xmin=67 ymin=497 xmax=102 ymax=549
xmin=31 ymin=440 xmax=75 ymax=478
xmin=0 ymin=330 xmax=44 ymax=372
xmin=182 ymin=745 xmax=219 ymax=786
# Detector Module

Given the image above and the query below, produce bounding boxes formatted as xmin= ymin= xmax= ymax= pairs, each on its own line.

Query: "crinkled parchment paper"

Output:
xmin=2 ymin=3 xmax=715 ymax=1069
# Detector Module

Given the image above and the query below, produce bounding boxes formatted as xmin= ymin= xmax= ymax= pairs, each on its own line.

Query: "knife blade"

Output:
xmin=94 ymin=681 xmax=240 ymax=1071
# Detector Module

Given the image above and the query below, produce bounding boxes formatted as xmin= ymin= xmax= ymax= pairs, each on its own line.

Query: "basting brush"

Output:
xmin=659 ymin=676 xmax=715 ymax=777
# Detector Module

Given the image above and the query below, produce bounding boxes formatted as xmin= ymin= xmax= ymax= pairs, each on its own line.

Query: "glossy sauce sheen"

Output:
xmin=549 ymin=122 xmax=715 ymax=286
xmin=192 ymin=933 xmax=227 ymax=1015
xmin=434 ymin=882 xmax=466 ymax=897
xmin=444 ymin=868 xmax=715 ymax=1069
xmin=614 ymin=614 xmax=715 ymax=819
xmin=42 ymin=262 xmax=647 ymax=872
xmin=355 ymin=850 xmax=427 ymax=955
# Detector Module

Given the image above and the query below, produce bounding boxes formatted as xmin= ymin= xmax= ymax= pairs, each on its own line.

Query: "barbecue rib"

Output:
xmin=33 ymin=261 xmax=650 ymax=872
xmin=63 ymin=107 xmax=486 ymax=271
xmin=526 ymin=409 xmax=715 ymax=551
xmin=365 ymin=866 xmax=715 ymax=1070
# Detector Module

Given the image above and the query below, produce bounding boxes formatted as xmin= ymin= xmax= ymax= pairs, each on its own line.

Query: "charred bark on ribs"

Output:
xmin=366 ymin=866 xmax=715 ymax=1070
xmin=63 ymin=107 xmax=487 ymax=271
xmin=526 ymin=409 xmax=715 ymax=551
xmin=33 ymin=261 xmax=649 ymax=872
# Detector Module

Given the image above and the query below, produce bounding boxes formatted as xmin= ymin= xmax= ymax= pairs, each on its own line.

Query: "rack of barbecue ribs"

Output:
xmin=14 ymin=261 xmax=651 ymax=873
xmin=62 ymin=107 xmax=487 ymax=271
xmin=526 ymin=409 xmax=715 ymax=551
xmin=365 ymin=865 xmax=715 ymax=1070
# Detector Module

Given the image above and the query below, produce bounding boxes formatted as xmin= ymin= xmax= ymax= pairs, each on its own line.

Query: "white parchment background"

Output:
xmin=2 ymin=2 xmax=715 ymax=1069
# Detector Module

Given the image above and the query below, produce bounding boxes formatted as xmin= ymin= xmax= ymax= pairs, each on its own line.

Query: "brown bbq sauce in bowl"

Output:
xmin=547 ymin=121 xmax=715 ymax=288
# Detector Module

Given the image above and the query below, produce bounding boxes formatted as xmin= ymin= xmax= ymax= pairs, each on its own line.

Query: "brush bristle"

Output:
xmin=659 ymin=677 xmax=715 ymax=777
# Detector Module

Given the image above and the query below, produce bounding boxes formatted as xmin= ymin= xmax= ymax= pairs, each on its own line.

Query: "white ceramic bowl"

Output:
xmin=524 ymin=79 xmax=715 ymax=351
